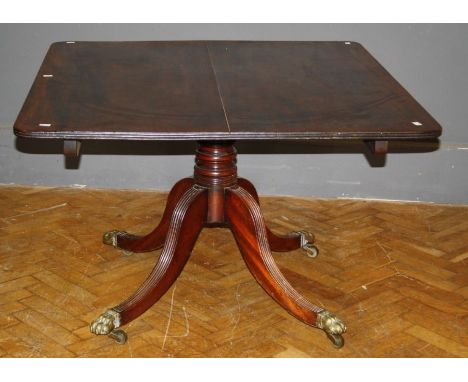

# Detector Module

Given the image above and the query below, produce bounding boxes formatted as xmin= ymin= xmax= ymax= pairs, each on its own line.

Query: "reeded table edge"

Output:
xmin=13 ymin=128 xmax=441 ymax=141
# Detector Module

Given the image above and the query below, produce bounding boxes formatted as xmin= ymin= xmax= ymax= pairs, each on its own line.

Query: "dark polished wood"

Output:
xmin=237 ymin=177 xmax=303 ymax=252
xmin=115 ymin=185 xmax=208 ymax=325
xmin=194 ymin=141 xmax=237 ymax=224
xmin=63 ymin=140 xmax=81 ymax=157
xmin=225 ymin=186 xmax=322 ymax=325
xmin=365 ymin=140 xmax=389 ymax=155
xmin=208 ymin=41 xmax=441 ymax=140
xmin=98 ymin=141 xmax=332 ymax=343
xmin=15 ymin=42 xmax=228 ymax=141
xmin=14 ymin=41 xmax=441 ymax=142
xmin=111 ymin=178 xmax=194 ymax=253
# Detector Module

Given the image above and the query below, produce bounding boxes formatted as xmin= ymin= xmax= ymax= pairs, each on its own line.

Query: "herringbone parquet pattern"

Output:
xmin=0 ymin=185 xmax=467 ymax=357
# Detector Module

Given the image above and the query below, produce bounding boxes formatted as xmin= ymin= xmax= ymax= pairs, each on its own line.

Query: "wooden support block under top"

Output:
xmin=364 ymin=140 xmax=388 ymax=155
xmin=64 ymin=140 xmax=81 ymax=157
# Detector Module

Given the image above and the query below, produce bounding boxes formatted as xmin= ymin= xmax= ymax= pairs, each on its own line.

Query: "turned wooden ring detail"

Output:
xmin=194 ymin=141 xmax=237 ymax=189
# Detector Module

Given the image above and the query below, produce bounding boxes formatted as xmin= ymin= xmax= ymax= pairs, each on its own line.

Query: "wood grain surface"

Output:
xmin=0 ymin=185 xmax=466 ymax=357
xmin=14 ymin=41 xmax=442 ymax=141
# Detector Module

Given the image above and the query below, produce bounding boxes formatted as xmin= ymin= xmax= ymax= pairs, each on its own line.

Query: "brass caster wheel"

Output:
xmin=304 ymin=243 xmax=319 ymax=258
xmin=122 ymin=250 xmax=133 ymax=257
xmin=327 ymin=332 xmax=344 ymax=349
xmin=108 ymin=329 xmax=128 ymax=344
xmin=293 ymin=231 xmax=319 ymax=258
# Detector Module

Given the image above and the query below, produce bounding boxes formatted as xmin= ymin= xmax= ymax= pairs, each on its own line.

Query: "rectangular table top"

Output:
xmin=14 ymin=41 xmax=442 ymax=141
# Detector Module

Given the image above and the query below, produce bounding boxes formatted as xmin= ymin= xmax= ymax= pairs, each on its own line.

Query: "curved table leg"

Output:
xmin=238 ymin=178 xmax=318 ymax=257
xmin=90 ymin=185 xmax=207 ymax=342
xmin=103 ymin=178 xmax=194 ymax=254
xmin=225 ymin=186 xmax=346 ymax=347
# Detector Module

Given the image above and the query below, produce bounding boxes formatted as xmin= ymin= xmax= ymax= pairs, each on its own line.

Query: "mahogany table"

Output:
xmin=14 ymin=41 xmax=442 ymax=349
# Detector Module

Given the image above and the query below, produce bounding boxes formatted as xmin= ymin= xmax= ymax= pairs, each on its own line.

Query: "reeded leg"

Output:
xmin=91 ymin=185 xmax=207 ymax=343
xmin=103 ymin=178 xmax=193 ymax=254
xmin=225 ymin=186 xmax=346 ymax=347
xmin=238 ymin=178 xmax=319 ymax=257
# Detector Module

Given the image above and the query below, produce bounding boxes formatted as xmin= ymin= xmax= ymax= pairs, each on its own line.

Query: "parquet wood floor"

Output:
xmin=0 ymin=185 xmax=467 ymax=357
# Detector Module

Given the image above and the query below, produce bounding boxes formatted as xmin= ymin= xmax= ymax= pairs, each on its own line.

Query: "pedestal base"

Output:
xmin=90 ymin=141 xmax=346 ymax=348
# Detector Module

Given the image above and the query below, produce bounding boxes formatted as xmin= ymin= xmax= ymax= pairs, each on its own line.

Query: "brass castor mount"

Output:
xmin=316 ymin=310 xmax=346 ymax=348
xmin=103 ymin=230 xmax=122 ymax=247
xmin=293 ymin=231 xmax=319 ymax=258
xmin=102 ymin=230 xmax=133 ymax=256
xmin=90 ymin=309 xmax=127 ymax=345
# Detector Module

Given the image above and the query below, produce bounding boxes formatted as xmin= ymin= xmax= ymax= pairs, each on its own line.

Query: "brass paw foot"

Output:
xmin=103 ymin=230 xmax=133 ymax=256
xmin=293 ymin=231 xmax=319 ymax=258
xmin=316 ymin=310 xmax=346 ymax=348
xmin=90 ymin=309 xmax=121 ymax=334
xmin=90 ymin=309 xmax=127 ymax=344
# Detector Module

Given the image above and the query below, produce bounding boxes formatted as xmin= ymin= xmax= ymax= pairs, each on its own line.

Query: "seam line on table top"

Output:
xmin=206 ymin=44 xmax=231 ymax=133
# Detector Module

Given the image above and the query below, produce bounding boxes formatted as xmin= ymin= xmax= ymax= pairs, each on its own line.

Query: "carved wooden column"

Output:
xmin=193 ymin=141 xmax=237 ymax=224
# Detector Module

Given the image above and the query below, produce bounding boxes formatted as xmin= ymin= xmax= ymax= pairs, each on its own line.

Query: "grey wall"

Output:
xmin=0 ymin=24 xmax=467 ymax=204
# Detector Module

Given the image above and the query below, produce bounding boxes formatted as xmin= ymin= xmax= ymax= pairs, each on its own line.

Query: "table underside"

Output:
xmin=14 ymin=41 xmax=441 ymax=141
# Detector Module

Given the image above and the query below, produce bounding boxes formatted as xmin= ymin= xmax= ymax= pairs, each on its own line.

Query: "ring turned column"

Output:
xmin=193 ymin=141 xmax=237 ymax=224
